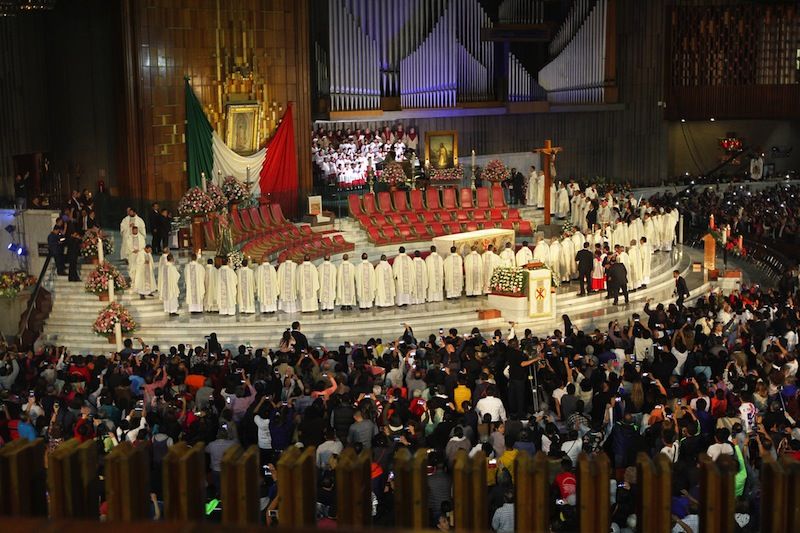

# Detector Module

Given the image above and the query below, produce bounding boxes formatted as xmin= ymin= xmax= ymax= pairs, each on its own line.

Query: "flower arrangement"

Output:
xmin=0 ymin=271 xmax=36 ymax=298
xmin=92 ymin=302 xmax=137 ymax=338
xmin=84 ymin=263 xmax=129 ymax=295
xmin=178 ymin=187 xmax=216 ymax=217
xmin=221 ymin=175 xmax=249 ymax=203
xmin=378 ymin=162 xmax=406 ymax=186
xmin=725 ymin=236 xmax=747 ymax=257
xmin=429 ymin=165 xmax=464 ymax=182
xmin=80 ymin=228 xmax=113 ymax=258
xmin=490 ymin=267 xmax=527 ymax=296
xmin=207 ymin=182 xmax=228 ymax=211
xmin=227 ymin=249 xmax=245 ymax=271
xmin=561 ymin=220 xmax=576 ymax=239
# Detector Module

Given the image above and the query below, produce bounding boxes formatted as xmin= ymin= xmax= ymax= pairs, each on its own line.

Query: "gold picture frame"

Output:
xmin=425 ymin=130 xmax=459 ymax=170
xmin=225 ymin=103 xmax=261 ymax=155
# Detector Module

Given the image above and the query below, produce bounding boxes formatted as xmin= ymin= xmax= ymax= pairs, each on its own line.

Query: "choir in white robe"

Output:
xmin=355 ymin=259 xmax=376 ymax=308
xmin=162 ymin=261 xmax=180 ymax=314
xmin=318 ymin=260 xmax=337 ymax=311
xmin=156 ymin=254 xmax=168 ymax=299
xmin=374 ymin=260 xmax=395 ymax=307
xmin=277 ymin=260 xmax=298 ymax=313
xmin=515 ymin=245 xmax=533 ymax=267
xmin=119 ymin=214 xmax=146 ymax=263
xmin=425 ymin=253 xmax=444 ymax=302
xmin=392 ymin=254 xmax=415 ymax=306
xmin=297 ymin=261 xmax=320 ymax=312
xmin=184 ymin=260 xmax=206 ymax=312
xmin=411 ymin=257 xmax=428 ymax=304
xmin=482 ymin=250 xmax=502 ymax=293
xmin=126 ymin=233 xmax=146 ymax=282
xmin=133 ymin=250 xmax=156 ymax=296
xmin=256 ymin=262 xmax=278 ymax=313
xmin=639 ymin=240 xmax=653 ymax=285
xmin=548 ymin=240 xmax=562 ymax=281
xmin=443 ymin=252 xmax=463 ymax=299
xmin=464 ymin=251 xmax=484 ymax=296
xmin=627 ymin=243 xmax=643 ymax=289
xmin=237 ymin=265 xmax=256 ymax=313
xmin=533 ymin=239 xmax=550 ymax=266
xmin=499 ymin=246 xmax=516 ymax=267
xmin=336 ymin=259 xmax=356 ymax=307
xmin=204 ymin=264 xmax=219 ymax=312
xmin=217 ymin=265 xmax=238 ymax=316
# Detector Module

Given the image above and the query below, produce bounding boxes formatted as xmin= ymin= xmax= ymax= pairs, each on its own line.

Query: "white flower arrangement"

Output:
xmin=490 ymin=267 xmax=527 ymax=295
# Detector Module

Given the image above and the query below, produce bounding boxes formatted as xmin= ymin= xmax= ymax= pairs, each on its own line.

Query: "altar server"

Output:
xmin=318 ymin=255 xmax=337 ymax=311
xmin=255 ymin=260 xmax=278 ymax=313
xmin=425 ymin=246 xmax=444 ymax=302
xmin=133 ymin=244 xmax=156 ymax=298
xmin=336 ymin=254 xmax=356 ymax=310
xmin=162 ymin=254 xmax=180 ymax=315
xmin=355 ymin=253 xmax=376 ymax=309
xmin=184 ymin=252 xmax=206 ymax=313
xmin=515 ymin=240 xmax=533 ymax=266
xmin=443 ymin=247 xmax=463 ymax=299
xmin=499 ymin=242 xmax=516 ymax=267
xmin=237 ymin=259 xmax=256 ymax=313
xmin=297 ymin=255 xmax=320 ymax=312
xmin=464 ymin=246 xmax=484 ymax=297
xmin=374 ymin=255 xmax=395 ymax=308
xmin=204 ymin=259 xmax=219 ymax=312
xmin=120 ymin=208 xmax=146 ymax=263
xmin=217 ymin=258 xmax=238 ymax=316
xmin=392 ymin=246 xmax=415 ymax=307
xmin=410 ymin=250 xmax=428 ymax=304
xmin=482 ymin=244 xmax=502 ymax=294
xmin=126 ymin=226 xmax=146 ymax=282
xmin=277 ymin=258 xmax=298 ymax=313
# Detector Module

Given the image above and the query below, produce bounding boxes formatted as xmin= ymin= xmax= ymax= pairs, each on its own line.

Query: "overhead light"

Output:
xmin=710 ymin=118 xmax=715 ymax=122
xmin=4 ymin=224 xmax=15 ymax=234
xmin=680 ymin=119 xmax=686 ymax=123
xmin=7 ymin=243 xmax=18 ymax=253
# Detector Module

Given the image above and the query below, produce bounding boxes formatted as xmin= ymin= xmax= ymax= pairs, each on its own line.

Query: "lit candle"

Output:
xmin=709 ymin=214 xmax=714 ymax=230
xmin=97 ymin=235 xmax=104 ymax=264
xmin=114 ymin=321 xmax=122 ymax=352
xmin=471 ymin=149 xmax=476 ymax=168
xmin=738 ymin=235 xmax=743 ymax=249
xmin=721 ymin=226 xmax=727 ymax=245
xmin=246 ymin=167 xmax=250 ymax=185
xmin=201 ymin=171 xmax=207 ymax=192
xmin=108 ymin=274 xmax=114 ymax=302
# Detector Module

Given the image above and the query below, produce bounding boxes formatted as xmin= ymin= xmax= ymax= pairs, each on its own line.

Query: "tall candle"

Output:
xmin=709 ymin=214 xmax=714 ymax=230
xmin=114 ymin=321 xmax=122 ymax=352
xmin=738 ymin=236 xmax=743 ymax=249
xmin=201 ymin=172 xmax=207 ymax=192
xmin=97 ymin=236 xmax=104 ymax=264
xmin=108 ymin=275 xmax=114 ymax=302
xmin=471 ymin=149 xmax=476 ymax=168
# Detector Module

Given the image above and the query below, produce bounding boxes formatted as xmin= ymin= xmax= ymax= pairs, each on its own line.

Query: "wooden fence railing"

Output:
xmin=1 ymin=437 xmax=799 ymax=532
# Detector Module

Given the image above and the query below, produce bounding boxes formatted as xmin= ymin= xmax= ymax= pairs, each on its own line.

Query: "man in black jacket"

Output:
xmin=674 ymin=270 xmax=690 ymax=308
xmin=585 ymin=202 xmax=598 ymax=230
xmin=149 ymin=203 xmax=163 ymax=253
xmin=575 ymin=242 xmax=594 ymax=296
xmin=607 ymin=257 xmax=629 ymax=305
xmin=47 ymin=226 xmax=66 ymax=276
xmin=66 ymin=230 xmax=82 ymax=282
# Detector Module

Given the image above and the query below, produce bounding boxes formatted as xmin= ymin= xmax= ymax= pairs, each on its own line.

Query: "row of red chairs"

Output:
xmin=276 ymin=234 xmax=354 ymax=264
xmin=365 ymin=219 xmax=532 ymax=245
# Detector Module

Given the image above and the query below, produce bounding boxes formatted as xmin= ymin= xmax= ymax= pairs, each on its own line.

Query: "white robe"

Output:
xmin=217 ymin=265 xmax=238 ymax=315
xmin=355 ymin=260 xmax=376 ymax=308
xmin=533 ymin=241 xmax=550 ymax=266
xmin=297 ymin=261 xmax=320 ymax=312
xmin=560 ymin=237 xmax=576 ymax=281
xmin=126 ymin=234 xmax=146 ymax=282
xmin=618 ymin=251 xmax=632 ymax=284
xmin=133 ymin=250 xmax=156 ymax=295
xmin=256 ymin=263 xmax=278 ymax=313
xmin=277 ymin=261 xmax=299 ymax=313
xmin=237 ymin=267 xmax=256 ymax=313
xmin=526 ymin=171 xmax=538 ymax=206
xmin=661 ymin=211 xmax=678 ymax=251
xmin=464 ymin=251 xmax=484 ymax=296
xmin=548 ymin=240 xmax=562 ymax=281
xmin=536 ymin=171 xmax=545 ymax=207
xmin=425 ymin=253 xmax=444 ymax=302
xmin=627 ymin=245 xmax=642 ymax=289
xmin=639 ymin=241 xmax=653 ymax=285
xmin=336 ymin=260 xmax=356 ymax=307
xmin=499 ymin=247 xmax=516 ymax=268
xmin=120 ymin=215 xmax=146 ymax=262
xmin=515 ymin=246 xmax=533 ymax=267
xmin=392 ymin=254 xmax=415 ymax=306
xmin=556 ymin=186 xmax=570 ymax=218
xmin=571 ymin=231 xmax=586 ymax=254
xmin=162 ymin=262 xmax=180 ymax=314
xmin=482 ymin=251 xmax=502 ymax=294
xmin=374 ymin=261 xmax=395 ymax=307
xmin=411 ymin=257 xmax=428 ymax=305
xmin=318 ymin=261 xmax=337 ymax=310
xmin=443 ymin=253 xmax=463 ymax=299
xmin=549 ymin=183 xmax=557 ymax=215
xmin=184 ymin=261 xmax=206 ymax=312
xmin=204 ymin=264 xmax=219 ymax=312
xmin=157 ymin=254 xmax=168 ymax=299
xmin=644 ymin=218 xmax=658 ymax=250
xmin=612 ymin=223 xmax=627 ymax=250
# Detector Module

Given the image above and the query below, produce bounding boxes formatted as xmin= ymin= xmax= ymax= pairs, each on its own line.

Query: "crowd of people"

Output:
xmin=312 ymin=124 xmax=419 ymax=188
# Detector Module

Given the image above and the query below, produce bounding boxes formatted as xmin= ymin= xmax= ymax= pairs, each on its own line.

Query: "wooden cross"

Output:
xmin=533 ymin=139 xmax=563 ymax=226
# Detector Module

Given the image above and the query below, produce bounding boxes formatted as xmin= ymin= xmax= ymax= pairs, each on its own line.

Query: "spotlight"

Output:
xmin=7 ymin=243 xmax=18 ymax=253
xmin=680 ymin=119 xmax=686 ymax=123
xmin=16 ymin=246 xmax=26 ymax=256
xmin=710 ymin=118 xmax=715 ymax=122
xmin=4 ymin=224 xmax=15 ymax=234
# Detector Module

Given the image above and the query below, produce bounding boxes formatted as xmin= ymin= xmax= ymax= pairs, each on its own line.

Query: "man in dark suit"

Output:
xmin=607 ymin=257 xmax=629 ymax=305
xmin=47 ymin=226 xmax=66 ymax=276
xmin=586 ymin=202 xmax=598 ymax=230
xmin=149 ymin=202 xmax=163 ymax=254
xmin=511 ymin=168 xmax=525 ymax=205
xmin=575 ymin=242 xmax=594 ymax=296
xmin=674 ymin=270 xmax=690 ymax=308
xmin=291 ymin=321 xmax=309 ymax=355
xmin=66 ymin=230 xmax=82 ymax=282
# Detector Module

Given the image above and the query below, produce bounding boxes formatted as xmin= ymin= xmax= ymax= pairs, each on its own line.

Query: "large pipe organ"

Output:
xmin=508 ymin=52 xmax=545 ymax=102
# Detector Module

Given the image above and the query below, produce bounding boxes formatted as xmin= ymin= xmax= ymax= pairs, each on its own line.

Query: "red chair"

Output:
xmin=455 ymin=209 xmax=471 ymax=222
xmin=348 ymin=194 xmax=364 ymax=218
xmin=491 ymin=220 xmax=504 ymax=229
xmin=465 ymin=221 xmax=479 ymax=232
xmin=460 ymin=188 xmax=475 ymax=209
xmin=442 ymin=188 xmax=458 ymax=210
xmin=393 ymin=190 xmax=411 ymax=213
xmin=259 ymin=205 xmax=278 ymax=228
xmin=446 ymin=222 xmax=462 ymax=234
xmin=425 ymin=188 xmax=441 ymax=210
xmin=489 ymin=208 xmax=506 ymax=220
xmin=506 ymin=209 xmax=521 ymax=220
xmin=409 ymin=189 xmax=425 ymax=211
xmin=491 ymin=185 xmax=507 ymax=207
xmin=429 ymin=222 xmax=445 ymax=235
xmin=362 ymin=193 xmax=378 ymax=215
xmin=367 ymin=227 xmax=388 ymax=245
xmin=517 ymin=220 xmax=534 ymax=235
xmin=396 ymin=225 xmax=416 ymax=240
xmin=472 ymin=210 xmax=489 ymax=222
xmin=382 ymin=226 xmax=402 ymax=241
xmin=420 ymin=211 xmax=439 ymax=223
xmin=271 ymin=204 xmax=288 ymax=224
xmin=377 ymin=191 xmax=394 ymax=213
xmin=501 ymin=220 xmax=515 ymax=230
xmin=299 ymin=225 xmax=313 ymax=236
xmin=476 ymin=187 xmax=491 ymax=208
xmin=412 ymin=223 xmax=432 ymax=237
xmin=239 ymin=208 xmax=256 ymax=232
xmin=385 ymin=213 xmax=405 ymax=225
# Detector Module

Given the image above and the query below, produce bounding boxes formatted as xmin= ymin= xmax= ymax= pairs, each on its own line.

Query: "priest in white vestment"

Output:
xmin=119 ymin=208 xmax=146 ymax=263
xmin=156 ymin=248 xmax=169 ymax=300
xmin=533 ymin=238 xmax=550 ymax=266
xmin=237 ymin=259 xmax=256 ymax=313
xmin=549 ymin=182 xmax=557 ymax=215
xmin=392 ymin=247 xmax=415 ymax=306
xmin=661 ymin=208 xmax=678 ymax=251
xmin=526 ymin=166 xmax=539 ymax=206
xmin=626 ymin=240 xmax=642 ymax=290
xmin=277 ymin=259 xmax=299 ymax=313
xmin=555 ymin=183 xmax=570 ymax=219
xmin=297 ymin=256 xmax=320 ymax=312
xmin=464 ymin=247 xmax=484 ymax=297
xmin=184 ymin=252 xmax=206 ymax=313
xmin=374 ymin=255 xmax=395 ymax=307
xmin=535 ymin=170 xmax=545 ymax=208
xmin=425 ymin=246 xmax=444 ymax=302
xmin=560 ymin=237 xmax=576 ymax=282
xmin=443 ymin=247 xmax=463 ymax=299
xmin=411 ymin=251 xmax=428 ymax=305
xmin=482 ymin=244 xmax=503 ymax=294
xmin=255 ymin=260 xmax=278 ymax=313
xmin=126 ymin=227 xmax=146 ymax=283
xmin=204 ymin=260 xmax=219 ymax=312
xmin=515 ymin=241 xmax=533 ymax=266
xmin=133 ymin=244 xmax=156 ymax=297
xmin=355 ymin=253 xmax=376 ymax=309
xmin=318 ymin=255 xmax=337 ymax=311
xmin=639 ymin=237 xmax=652 ymax=287
xmin=612 ymin=221 xmax=627 ymax=250
xmin=499 ymin=242 xmax=516 ymax=267
xmin=336 ymin=254 xmax=356 ymax=310
xmin=162 ymin=254 xmax=180 ymax=315
xmin=548 ymin=240 xmax=562 ymax=281
xmin=217 ymin=259 xmax=238 ymax=316
xmin=643 ymin=214 xmax=659 ymax=250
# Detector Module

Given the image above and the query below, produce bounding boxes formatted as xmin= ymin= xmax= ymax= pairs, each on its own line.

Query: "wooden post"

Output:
xmin=453 ymin=449 xmax=487 ymax=532
xmin=0 ymin=438 xmax=46 ymax=517
xmin=761 ymin=456 xmax=787 ymax=533
xmin=577 ymin=453 xmax=610 ymax=533
xmin=515 ymin=452 xmax=550 ymax=532
xmin=533 ymin=139 xmax=563 ymax=226
xmin=277 ymin=445 xmax=317 ymax=528
xmin=47 ymin=439 xmax=99 ymax=519
xmin=162 ymin=442 xmax=206 ymax=521
xmin=105 ymin=441 xmax=150 ymax=521
xmin=702 ymin=233 xmax=717 ymax=271
xmin=780 ymin=456 xmax=800 ymax=527
xmin=394 ymin=448 xmax=429 ymax=530
xmin=220 ymin=444 xmax=260 ymax=526
xmin=336 ymin=447 xmax=372 ymax=528
xmin=636 ymin=452 xmax=672 ymax=533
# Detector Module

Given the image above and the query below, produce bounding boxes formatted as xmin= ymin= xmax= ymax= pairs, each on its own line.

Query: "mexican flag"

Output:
xmin=184 ymin=78 xmax=298 ymax=218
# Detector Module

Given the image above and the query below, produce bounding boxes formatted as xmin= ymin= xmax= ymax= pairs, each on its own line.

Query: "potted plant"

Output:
xmin=80 ymin=228 xmax=113 ymax=264
xmin=378 ymin=162 xmax=406 ymax=190
xmin=84 ymin=263 xmax=129 ymax=301
xmin=178 ymin=187 xmax=215 ymax=251
xmin=92 ymin=302 xmax=137 ymax=343
xmin=0 ymin=271 xmax=36 ymax=298
xmin=482 ymin=159 xmax=510 ymax=184
xmin=489 ymin=267 xmax=527 ymax=296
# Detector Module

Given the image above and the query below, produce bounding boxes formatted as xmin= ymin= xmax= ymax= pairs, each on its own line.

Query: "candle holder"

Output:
xmin=368 ymin=167 xmax=375 ymax=194
xmin=471 ymin=164 xmax=477 ymax=191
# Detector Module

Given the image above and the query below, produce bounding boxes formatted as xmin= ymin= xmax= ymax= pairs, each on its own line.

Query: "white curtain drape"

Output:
xmin=210 ymin=132 xmax=267 ymax=192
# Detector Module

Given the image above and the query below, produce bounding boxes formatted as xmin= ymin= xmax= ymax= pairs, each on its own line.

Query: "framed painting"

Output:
xmin=225 ymin=103 xmax=261 ymax=155
xmin=425 ymin=130 xmax=458 ymax=170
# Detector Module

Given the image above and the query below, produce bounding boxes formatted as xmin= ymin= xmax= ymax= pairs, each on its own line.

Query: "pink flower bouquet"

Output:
xmin=178 ymin=187 xmax=216 ymax=217
xmin=84 ymin=263 xmax=129 ymax=295
xmin=93 ymin=302 xmax=137 ymax=337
